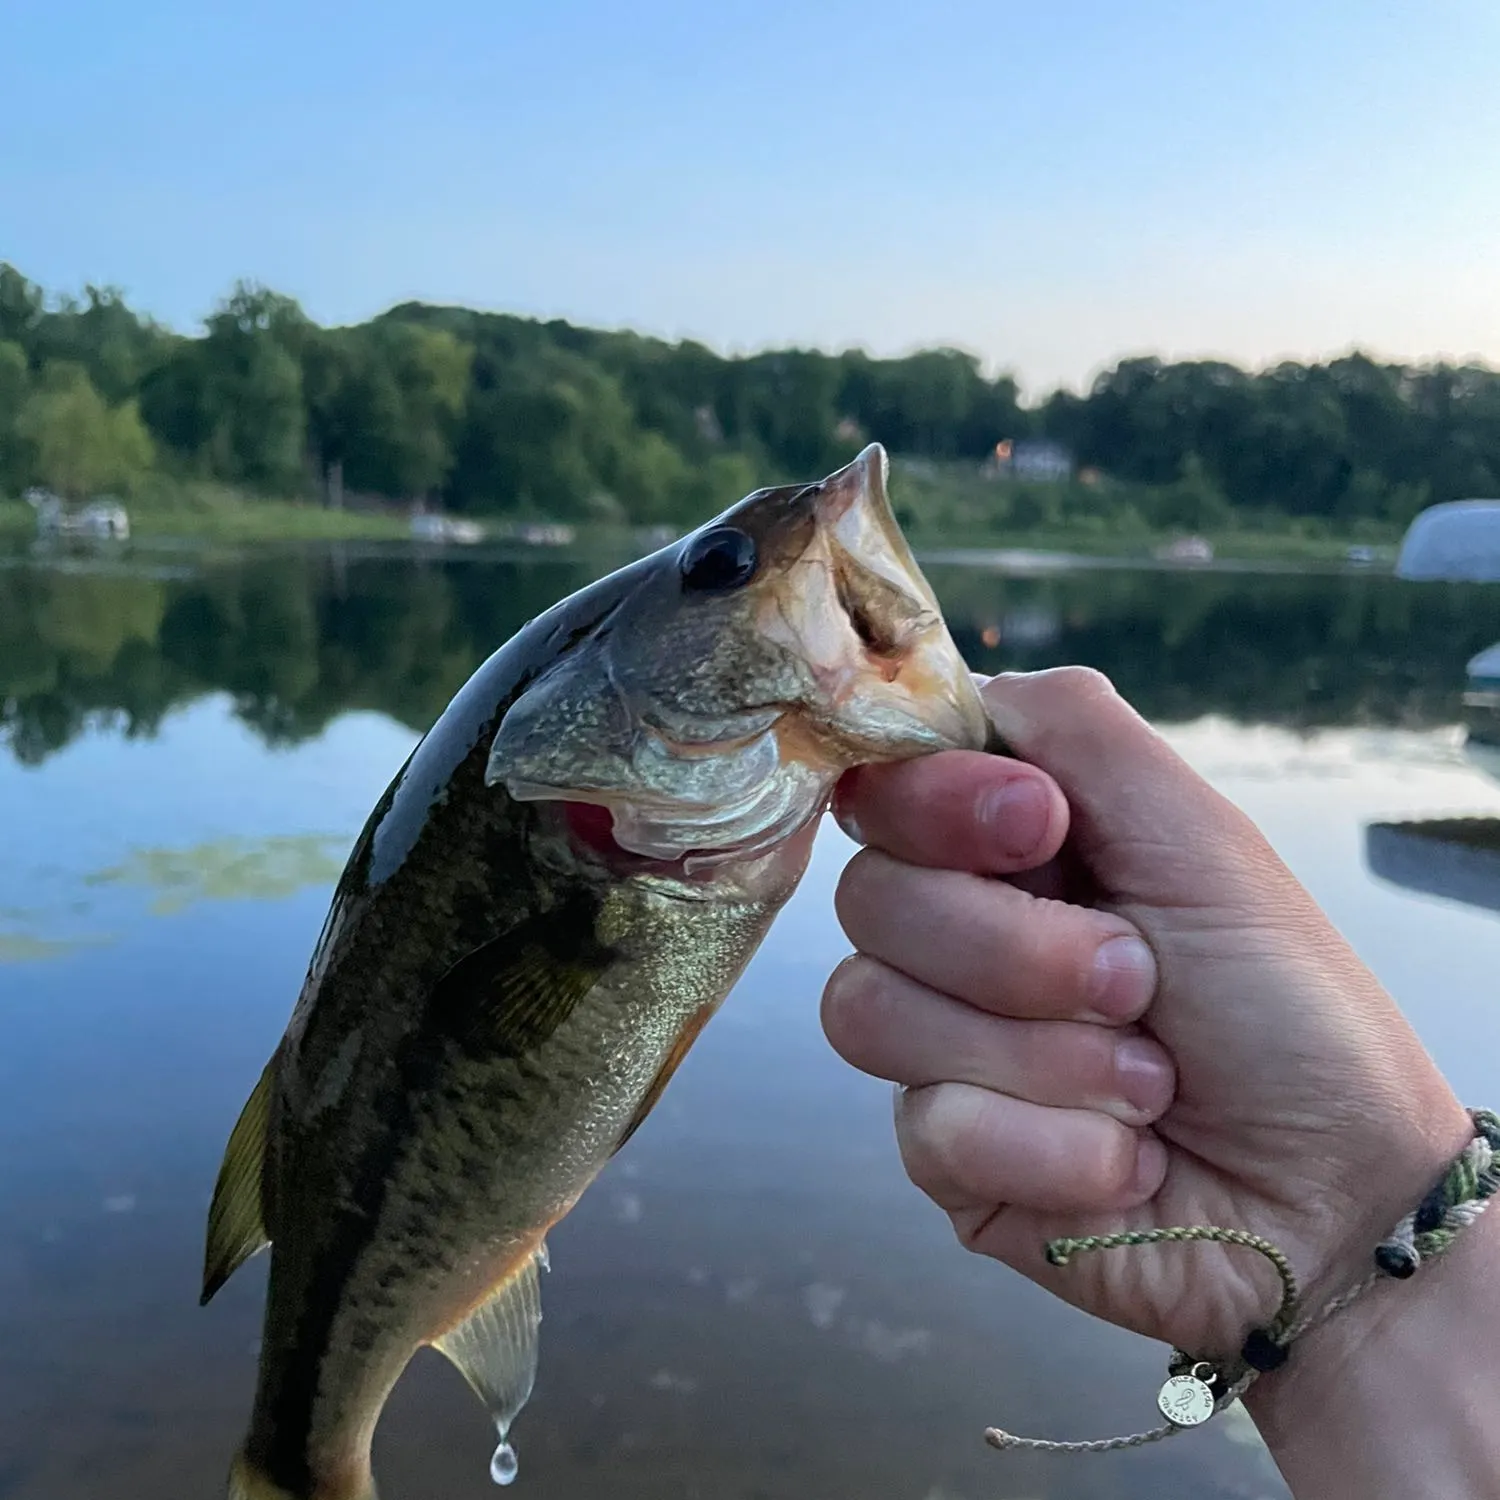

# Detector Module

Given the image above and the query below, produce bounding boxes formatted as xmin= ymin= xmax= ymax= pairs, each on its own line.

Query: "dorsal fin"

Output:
xmin=201 ymin=1058 xmax=275 ymax=1305
xmin=433 ymin=1248 xmax=548 ymax=1487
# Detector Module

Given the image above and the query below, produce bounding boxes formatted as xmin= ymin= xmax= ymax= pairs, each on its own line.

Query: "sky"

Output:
xmin=2 ymin=0 xmax=1499 ymax=394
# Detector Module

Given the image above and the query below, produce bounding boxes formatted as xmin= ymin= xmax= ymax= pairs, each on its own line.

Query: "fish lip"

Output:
xmin=819 ymin=443 xmax=940 ymax=606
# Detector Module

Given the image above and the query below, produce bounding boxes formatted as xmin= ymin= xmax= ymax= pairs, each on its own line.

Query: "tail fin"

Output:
xmin=228 ymin=1451 xmax=378 ymax=1500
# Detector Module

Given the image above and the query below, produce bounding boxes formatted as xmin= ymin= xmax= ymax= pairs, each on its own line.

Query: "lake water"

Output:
xmin=3 ymin=539 xmax=1500 ymax=1500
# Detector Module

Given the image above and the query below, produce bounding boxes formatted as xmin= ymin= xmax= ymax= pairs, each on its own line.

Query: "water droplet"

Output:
xmin=490 ymin=1441 xmax=518 ymax=1486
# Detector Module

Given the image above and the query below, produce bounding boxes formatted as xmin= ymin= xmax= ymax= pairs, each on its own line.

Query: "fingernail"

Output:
xmin=1089 ymin=936 xmax=1157 ymax=1020
xmin=831 ymin=782 xmax=865 ymax=844
xmin=1114 ymin=1036 xmax=1174 ymax=1118
xmin=1129 ymin=1133 xmax=1169 ymax=1200
xmin=977 ymin=777 xmax=1049 ymax=859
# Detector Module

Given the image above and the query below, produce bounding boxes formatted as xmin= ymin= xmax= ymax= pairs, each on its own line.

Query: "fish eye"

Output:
xmin=679 ymin=526 xmax=758 ymax=593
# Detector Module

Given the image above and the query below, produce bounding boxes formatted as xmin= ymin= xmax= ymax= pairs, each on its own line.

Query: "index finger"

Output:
xmin=832 ymin=751 xmax=1070 ymax=876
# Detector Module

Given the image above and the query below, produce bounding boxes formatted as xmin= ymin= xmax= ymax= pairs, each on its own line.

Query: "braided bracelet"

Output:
xmin=986 ymin=1107 xmax=1500 ymax=1456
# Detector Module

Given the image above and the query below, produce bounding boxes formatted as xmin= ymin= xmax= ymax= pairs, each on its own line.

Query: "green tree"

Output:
xmin=0 ymin=338 xmax=29 ymax=493
xmin=199 ymin=283 xmax=309 ymax=490
xmin=716 ymin=350 xmax=844 ymax=473
xmin=0 ymin=264 xmax=43 ymax=348
xmin=1144 ymin=452 xmax=1234 ymax=531
xmin=840 ymin=348 xmax=1018 ymax=459
xmin=333 ymin=321 xmax=473 ymax=500
xmin=453 ymin=346 xmax=643 ymax=518
xmin=27 ymin=284 xmax=173 ymax=404
xmin=301 ymin=329 xmax=361 ymax=505
xmin=138 ymin=337 xmax=215 ymax=463
xmin=16 ymin=363 xmax=154 ymax=498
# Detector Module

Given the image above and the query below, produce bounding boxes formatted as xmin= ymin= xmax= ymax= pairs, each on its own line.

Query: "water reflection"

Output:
xmin=6 ymin=548 xmax=1500 ymax=768
xmin=3 ymin=547 xmax=1500 ymax=1500
xmin=1366 ymin=819 xmax=1500 ymax=915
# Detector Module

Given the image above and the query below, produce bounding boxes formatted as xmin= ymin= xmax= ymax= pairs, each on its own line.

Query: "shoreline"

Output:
xmin=0 ymin=501 xmax=1397 ymax=569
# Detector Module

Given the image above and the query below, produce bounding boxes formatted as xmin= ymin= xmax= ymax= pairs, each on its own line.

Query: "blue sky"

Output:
xmin=3 ymin=0 xmax=1498 ymax=392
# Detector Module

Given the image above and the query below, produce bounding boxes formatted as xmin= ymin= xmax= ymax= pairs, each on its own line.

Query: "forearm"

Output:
xmin=1246 ymin=1205 xmax=1500 ymax=1499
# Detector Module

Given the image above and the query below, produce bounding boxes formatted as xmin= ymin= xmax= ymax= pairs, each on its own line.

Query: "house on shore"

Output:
xmin=983 ymin=439 xmax=1074 ymax=482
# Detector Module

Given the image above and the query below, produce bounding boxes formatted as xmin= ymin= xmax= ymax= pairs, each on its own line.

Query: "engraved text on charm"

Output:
xmin=1157 ymin=1364 xmax=1217 ymax=1427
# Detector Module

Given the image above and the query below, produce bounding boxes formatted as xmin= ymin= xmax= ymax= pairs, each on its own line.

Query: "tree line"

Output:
xmin=2 ymin=262 xmax=1498 ymax=528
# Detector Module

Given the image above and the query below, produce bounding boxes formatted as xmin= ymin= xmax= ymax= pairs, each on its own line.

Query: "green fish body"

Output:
xmin=204 ymin=445 xmax=987 ymax=1500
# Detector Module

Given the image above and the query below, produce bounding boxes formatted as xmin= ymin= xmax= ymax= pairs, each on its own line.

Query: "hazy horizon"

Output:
xmin=5 ymin=0 xmax=1498 ymax=396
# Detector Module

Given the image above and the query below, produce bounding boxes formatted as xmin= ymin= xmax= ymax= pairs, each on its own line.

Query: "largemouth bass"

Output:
xmin=203 ymin=444 xmax=988 ymax=1500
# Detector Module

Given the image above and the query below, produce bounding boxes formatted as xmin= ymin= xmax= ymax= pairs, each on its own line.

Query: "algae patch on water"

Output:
xmin=84 ymin=834 xmax=351 ymax=915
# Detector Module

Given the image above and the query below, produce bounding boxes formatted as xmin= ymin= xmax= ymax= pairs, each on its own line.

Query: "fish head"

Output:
xmin=487 ymin=443 xmax=987 ymax=876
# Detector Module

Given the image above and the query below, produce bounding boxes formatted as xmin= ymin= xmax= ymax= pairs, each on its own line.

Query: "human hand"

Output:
xmin=822 ymin=668 xmax=1474 ymax=1362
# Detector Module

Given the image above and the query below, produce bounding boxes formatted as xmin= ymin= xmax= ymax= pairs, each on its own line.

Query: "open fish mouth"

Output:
xmin=775 ymin=445 xmax=989 ymax=760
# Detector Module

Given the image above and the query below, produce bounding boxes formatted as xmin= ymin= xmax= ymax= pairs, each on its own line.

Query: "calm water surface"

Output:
xmin=3 ymin=541 xmax=1500 ymax=1500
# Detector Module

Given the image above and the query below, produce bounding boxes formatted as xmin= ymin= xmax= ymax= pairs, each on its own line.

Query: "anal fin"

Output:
xmin=202 ymin=1058 xmax=275 ymax=1305
xmin=434 ymin=1246 xmax=548 ymax=1487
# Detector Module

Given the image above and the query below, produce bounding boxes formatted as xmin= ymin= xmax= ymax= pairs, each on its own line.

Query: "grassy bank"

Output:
xmin=911 ymin=526 xmax=1399 ymax=565
xmin=126 ymin=499 xmax=414 ymax=542
xmin=890 ymin=460 xmax=1403 ymax=565
xmin=2 ymin=470 xmax=1404 ymax=563
xmin=1 ymin=486 xmax=413 ymax=543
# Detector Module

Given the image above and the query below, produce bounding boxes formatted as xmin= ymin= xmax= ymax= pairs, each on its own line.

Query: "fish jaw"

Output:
xmin=760 ymin=443 xmax=990 ymax=765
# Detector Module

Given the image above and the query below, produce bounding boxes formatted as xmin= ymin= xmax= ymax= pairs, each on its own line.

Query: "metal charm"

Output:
xmin=1156 ymin=1363 xmax=1217 ymax=1427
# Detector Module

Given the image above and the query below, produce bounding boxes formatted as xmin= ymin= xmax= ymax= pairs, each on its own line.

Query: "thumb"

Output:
xmin=978 ymin=668 xmax=1286 ymax=909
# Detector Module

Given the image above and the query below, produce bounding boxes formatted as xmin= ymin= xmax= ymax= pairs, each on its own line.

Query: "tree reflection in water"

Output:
xmin=4 ymin=548 xmax=1500 ymax=768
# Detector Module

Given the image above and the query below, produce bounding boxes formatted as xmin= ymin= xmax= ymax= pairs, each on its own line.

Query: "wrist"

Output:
xmin=1245 ymin=1135 xmax=1500 ymax=1499
xmin=1278 ymin=1083 xmax=1476 ymax=1335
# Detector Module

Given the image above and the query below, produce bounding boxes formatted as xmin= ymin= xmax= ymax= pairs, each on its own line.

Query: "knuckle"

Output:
xmin=897 ymin=1084 xmax=973 ymax=1200
xmin=1080 ymin=1119 xmax=1139 ymax=1199
xmin=1049 ymin=664 xmax=1117 ymax=703
xmin=832 ymin=849 xmax=881 ymax=935
xmin=1011 ymin=1020 xmax=1117 ymax=1107
xmin=1072 ymin=1023 xmax=1124 ymax=1098
xmin=918 ymin=1086 xmax=993 ymax=1198
xmin=974 ymin=913 xmax=1017 ymax=991
xmin=1010 ymin=900 xmax=1095 ymax=1013
xmin=952 ymin=1203 xmax=1003 ymax=1254
xmin=819 ymin=954 xmax=879 ymax=1053
xmin=895 ymin=1112 xmax=943 ymax=1200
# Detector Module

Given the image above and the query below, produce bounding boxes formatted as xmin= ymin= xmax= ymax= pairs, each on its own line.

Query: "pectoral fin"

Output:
xmin=434 ymin=1247 xmax=547 ymax=1483
xmin=426 ymin=901 xmax=612 ymax=1058
xmin=201 ymin=1058 xmax=274 ymax=1305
